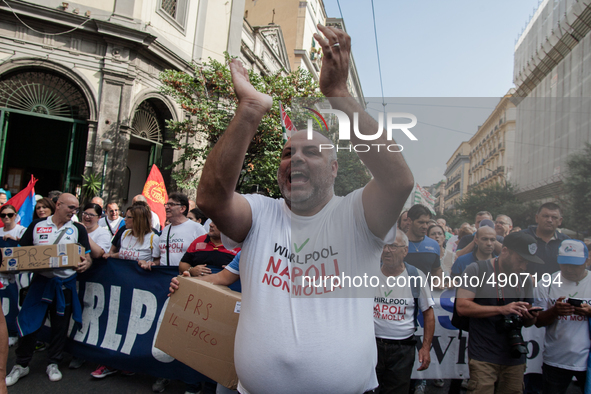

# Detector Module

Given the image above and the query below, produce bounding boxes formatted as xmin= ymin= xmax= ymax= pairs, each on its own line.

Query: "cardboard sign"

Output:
xmin=0 ymin=244 xmax=85 ymax=272
xmin=155 ymin=276 xmax=241 ymax=389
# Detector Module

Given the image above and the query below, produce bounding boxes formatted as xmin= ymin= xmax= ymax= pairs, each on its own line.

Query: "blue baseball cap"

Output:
xmin=557 ymin=239 xmax=589 ymax=266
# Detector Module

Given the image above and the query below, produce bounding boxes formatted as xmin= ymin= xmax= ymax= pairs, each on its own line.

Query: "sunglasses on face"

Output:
xmin=0 ymin=213 xmax=15 ymax=218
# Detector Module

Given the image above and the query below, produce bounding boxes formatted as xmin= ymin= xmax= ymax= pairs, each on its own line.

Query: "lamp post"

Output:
xmin=100 ymin=139 xmax=114 ymax=198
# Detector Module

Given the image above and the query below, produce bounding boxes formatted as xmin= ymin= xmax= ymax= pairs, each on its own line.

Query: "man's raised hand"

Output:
xmin=313 ymin=24 xmax=351 ymax=98
xmin=229 ymin=59 xmax=272 ymax=114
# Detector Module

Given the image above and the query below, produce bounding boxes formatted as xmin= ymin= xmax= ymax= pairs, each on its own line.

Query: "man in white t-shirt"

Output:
xmin=534 ymin=239 xmax=591 ymax=394
xmin=374 ymin=231 xmax=434 ymax=394
xmin=159 ymin=192 xmax=206 ymax=267
xmin=98 ymin=203 xmax=123 ymax=237
xmin=195 ymin=25 xmax=413 ymax=394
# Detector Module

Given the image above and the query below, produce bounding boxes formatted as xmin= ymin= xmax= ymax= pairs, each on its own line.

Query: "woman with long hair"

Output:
xmin=33 ymin=197 xmax=56 ymax=220
xmin=0 ymin=204 xmax=26 ymax=242
xmin=81 ymin=203 xmax=112 ymax=259
xmin=427 ymin=224 xmax=456 ymax=277
xmin=109 ymin=205 xmax=160 ymax=269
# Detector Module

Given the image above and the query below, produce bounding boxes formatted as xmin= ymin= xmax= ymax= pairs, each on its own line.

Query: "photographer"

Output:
xmin=456 ymin=232 xmax=544 ymax=394
xmin=534 ymin=239 xmax=591 ymax=394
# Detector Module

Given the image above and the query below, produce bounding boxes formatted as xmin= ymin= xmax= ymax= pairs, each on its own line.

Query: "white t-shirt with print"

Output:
xmin=159 ymin=219 xmax=206 ymax=266
xmin=88 ymin=226 xmax=112 ymax=254
xmin=119 ymin=230 xmax=160 ymax=262
xmin=534 ymin=271 xmax=591 ymax=371
xmin=374 ymin=268 xmax=434 ymax=340
xmin=0 ymin=225 xmax=26 ymax=240
xmin=222 ymin=189 xmax=389 ymax=394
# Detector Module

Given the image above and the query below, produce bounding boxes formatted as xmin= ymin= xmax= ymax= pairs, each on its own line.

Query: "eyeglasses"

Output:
xmin=385 ymin=244 xmax=404 ymax=250
xmin=0 ymin=213 xmax=15 ymax=218
xmin=164 ymin=202 xmax=182 ymax=207
xmin=60 ymin=203 xmax=79 ymax=213
xmin=82 ymin=212 xmax=97 ymax=218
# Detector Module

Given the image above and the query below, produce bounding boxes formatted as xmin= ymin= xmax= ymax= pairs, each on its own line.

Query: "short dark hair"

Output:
xmin=408 ymin=204 xmax=432 ymax=221
xmin=537 ymin=202 xmax=561 ymax=216
xmin=475 ymin=211 xmax=492 ymax=220
xmin=83 ymin=203 xmax=102 ymax=217
xmin=0 ymin=204 xmax=16 ymax=214
xmin=168 ymin=192 xmax=189 ymax=216
xmin=190 ymin=208 xmax=208 ymax=223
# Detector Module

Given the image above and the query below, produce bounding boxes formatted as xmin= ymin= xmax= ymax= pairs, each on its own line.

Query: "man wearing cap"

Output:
xmin=451 ymin=223 xmax=497 ymax=278
xmin=534 ymin=239 xmax=591 ymax=394
xmin=456 ymin=232 xmax=543 ymax=394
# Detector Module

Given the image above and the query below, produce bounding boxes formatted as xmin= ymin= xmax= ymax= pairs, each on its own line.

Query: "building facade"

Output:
xmin=0 ymin=0 xmax=244 ymax=203
xmin=513 ymin=0 xmax=591 ymax=202
xmin=467 ymin=91 xmax=516 ymax=191
xmin=443 ymin=141 xmax=470 ymax=213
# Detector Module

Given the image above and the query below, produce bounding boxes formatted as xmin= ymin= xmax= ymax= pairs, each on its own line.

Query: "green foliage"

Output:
xmin=334 ymin=147 xmax=372 ymax=196
xmin=159 ymin=55 xmax=323 ymax=196
xmin=454 ymin=182 xmax=538 ymax=229
xmin=81 ymin=172 xmax=102 ymax=200
xmin=563 ymin=143 xmax=591 ymax=234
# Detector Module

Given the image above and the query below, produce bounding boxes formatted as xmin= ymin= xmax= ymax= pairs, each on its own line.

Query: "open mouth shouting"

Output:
xmin=290 ymin=171 xmax=309 ymax=186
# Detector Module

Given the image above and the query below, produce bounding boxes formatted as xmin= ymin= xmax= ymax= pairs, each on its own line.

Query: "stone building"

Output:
xmin=512 ymin=0 xmax=591 ymax=202
xmin=467 ymin=91 xmax=515 ymax=191
xmin=443 ymin=141 xmax=470 ymax=213
xmin=0 ymin=0 xmax=245 ymax=202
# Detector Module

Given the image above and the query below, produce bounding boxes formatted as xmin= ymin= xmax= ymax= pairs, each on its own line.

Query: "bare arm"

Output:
xmin=456 ymin=288 xmax=530 ymax=318
xmin=196 ymin=60 xmax=273 ymax=243
xmin=536 ymin=297 xmax=573 ymax=327
xmin=314 ymin=25 xmax=414 ymax=239
xmin=417 ymin=307 xmax=434 ymax=371
xmin=455 ymin=239 xmax=475 ymax=258
xmin=88 ymin=238 xmax=104 ymax=259
xmin=199 ymin=269 xmax=240 ymax=286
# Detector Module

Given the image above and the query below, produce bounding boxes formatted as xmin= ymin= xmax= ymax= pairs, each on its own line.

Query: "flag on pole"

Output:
xmin=142 ymin=165 xmax=168 ymax=228
xmin=279 ymin=101 xmax=297 ymax=143
xmin=413 ymin=183 xmax=436 ymax=215
xmin=0 ymin=175 xmax=38 ymax=228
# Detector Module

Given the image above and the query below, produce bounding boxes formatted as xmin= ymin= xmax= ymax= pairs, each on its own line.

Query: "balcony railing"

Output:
xmin=444 ymin=189 xmax=461 ymax=201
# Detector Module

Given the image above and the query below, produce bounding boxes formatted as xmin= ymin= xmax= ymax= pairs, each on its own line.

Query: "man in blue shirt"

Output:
xmin=404 ymin=204 xmax=442 ymax=280
xmin=451 ymin=225 xmax=497 ymax=277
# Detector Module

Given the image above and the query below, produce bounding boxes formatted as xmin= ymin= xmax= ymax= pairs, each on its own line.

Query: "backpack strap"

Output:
xmin=404 ymin=262 xmax=421 ymax=330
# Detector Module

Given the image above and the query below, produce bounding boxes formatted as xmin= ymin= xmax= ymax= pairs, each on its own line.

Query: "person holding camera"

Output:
xmin=534 ymin=239 xmax=591 ymax=394
xmin=456 ymin=232 xmax=544 ymax=394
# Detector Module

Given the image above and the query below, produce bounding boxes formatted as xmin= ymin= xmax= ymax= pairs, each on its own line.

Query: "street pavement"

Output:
xmin=4 ymin=345 xmax=584 ymax=393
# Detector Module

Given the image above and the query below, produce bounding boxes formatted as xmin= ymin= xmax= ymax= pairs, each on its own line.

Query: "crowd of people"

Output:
xmin=0 ymin=23 xmax=589 ymax=394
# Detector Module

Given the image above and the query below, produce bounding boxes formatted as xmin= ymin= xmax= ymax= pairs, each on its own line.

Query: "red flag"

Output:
xmin=0 ymin=175 xmax=37 ymax=228
xmin=142 ymin=165 xmax=168 ymax=228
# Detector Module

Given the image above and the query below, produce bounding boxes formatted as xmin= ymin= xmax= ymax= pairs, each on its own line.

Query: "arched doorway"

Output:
xmin=0 ymin=69 xmax=90 ymax=197
xmin=125 ymin=99 xmax=174 ymax=200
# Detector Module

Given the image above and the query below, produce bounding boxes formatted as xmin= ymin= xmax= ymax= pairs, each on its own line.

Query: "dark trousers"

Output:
xmin=15 ymin=289 xmax=72 ymax=367
xmin=374 ymin=337 xmax=416 ymax=394
xmin=542 ymin=363 xmax=586 ymax=394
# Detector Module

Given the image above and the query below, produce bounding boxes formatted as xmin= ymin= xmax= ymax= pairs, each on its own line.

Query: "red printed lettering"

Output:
xmin=184 ymin=294 xmax=194 ymax=311
xmin=194 ymin=298 xmax=203 ymax=315
xmin=266 ymin=256 xmax=282 ymax=274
